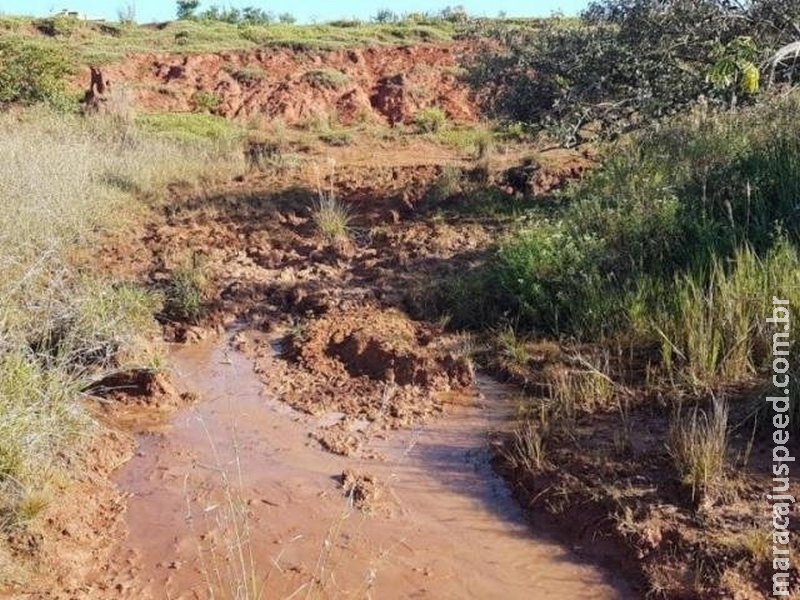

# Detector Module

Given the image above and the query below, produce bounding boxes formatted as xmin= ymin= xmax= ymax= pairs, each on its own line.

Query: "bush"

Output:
xmin=312 ymin=195 xmax=352 ymax=241
xmin=442 ymin=92 xmax=800 ymax=349
xmin=225 ymin=65 xmax=267 ymax=85
xmin=33 ymin=16 xmax=81 ymax=37
xmin=0 ymin=39 xmax=72 ymax=106
xmin=471 ymin=0 xmax=799 ymax=141
xmin=414 ymin=107 xmax=448 ymax=133
xmin=165 ymin=259 xmax=208 ymax=322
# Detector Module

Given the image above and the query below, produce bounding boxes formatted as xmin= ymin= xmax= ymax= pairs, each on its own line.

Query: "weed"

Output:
xmin=165 ymin=257 xmax=209 ymax=323
xmin=193 ymin=90 xmax=222 ymax=113
xmin=312 ymin=196 xmax=352 ymax=242
xmin=495 ymin=325 xmax=530 ymax=369
xmin=303 ymin=68 xmax=351 ymax=90
xmin=0 ymin=38 xmax=73 ymax=107
xmin=414 ymin=107 xmax=448 ymax=133
xmin=505 ymin=403 xmax=556 ymax=472
xmin=668 ymin=397 xmax=730 ymax=504
xmin=225 ymin=65 xmax=268 ymax=85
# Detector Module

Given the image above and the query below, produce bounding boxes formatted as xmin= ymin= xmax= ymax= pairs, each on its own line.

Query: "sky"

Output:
xmin=0 ymin=1 xmax=589 ymax=23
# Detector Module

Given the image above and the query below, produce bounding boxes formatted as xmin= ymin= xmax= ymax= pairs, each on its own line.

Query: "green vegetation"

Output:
xmin=472 ymin=0 xmax=799 ymax=142
xmin=192 ymin=89 xmax=221 ymax=113
xmin=668 ymin=398 xmax=730 ymax=503
xmin=302 ymin=68 xmax=351 ymax=90
xmin=413 ymin=107 xmax=448 ymax=133
xmin=312 ymin=195 xmax=352 ymax=242
xmin=0 ymin=38 xmax=72 ymax=106
xmin=165 ymin=257 xmax=209 ymax=323
xmin=441 ymin=92 xmax=800 ymax=390
xmin=0 ymin=16 xmax=471 ymax=64
xmin=0 ymin=107 xmax=241 ymax=564
xmin=136 ymin=112 xmax=244 ymax=143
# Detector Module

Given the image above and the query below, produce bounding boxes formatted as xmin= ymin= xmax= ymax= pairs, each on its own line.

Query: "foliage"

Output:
xmin=200 ymin=6 xmax=274 ymax=25
xmin=0 ymin=39 xmax=72 ymax=107
xmin=472 ymin=0 xmax=800 ymax=141
xmin=443 ymin=92 xmax=800 ymax=354
xmin=669 ymin=398 xmax=730 ymax=502
xmin=303 ymin=68 xmax=351 ymax=89
xmin=414 ymin=106 xmax=448 ymax=133
xmin=176 ymin=0 xmax=200 ymax=20
xmin=192 ymin=90 xmax=221 ymax=113
xmin=374 ymin=9 xmax=400 ymax=23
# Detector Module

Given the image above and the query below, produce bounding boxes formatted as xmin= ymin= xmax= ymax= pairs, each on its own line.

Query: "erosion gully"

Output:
xmin=109 ymin=334 xmax=633 ymax=599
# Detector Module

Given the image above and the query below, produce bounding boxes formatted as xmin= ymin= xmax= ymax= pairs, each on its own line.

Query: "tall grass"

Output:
xmin=443 ymin=93 xmax=800 ymax=385
xmin=650 ymin=242 xmax=800 ymax=387
xmin=0 ymin=107 xmax=242 ymax=559
xmin=668 ymin=397 xmax=730 ymax=503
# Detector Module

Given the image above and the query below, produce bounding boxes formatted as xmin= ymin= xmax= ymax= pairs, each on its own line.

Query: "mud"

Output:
xmin=107 ymin=336 xmax=632 ymax=598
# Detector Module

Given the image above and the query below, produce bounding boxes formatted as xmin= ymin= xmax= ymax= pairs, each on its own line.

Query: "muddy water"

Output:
xmin=114 ymin=335 xmax=631 ymax=599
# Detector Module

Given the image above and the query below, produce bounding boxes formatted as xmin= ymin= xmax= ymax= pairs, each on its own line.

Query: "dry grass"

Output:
xmin=668 ymin=397 xmax=730 ymax=503
xmin=0 ymin=106 xmax=243 ymax=576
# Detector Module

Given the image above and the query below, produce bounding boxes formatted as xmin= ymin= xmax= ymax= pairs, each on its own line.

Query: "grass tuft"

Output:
xmin=312 ymin=194 xmax=352 ymax=242
xmin=668 ymin=397 xmax=730 ymax=503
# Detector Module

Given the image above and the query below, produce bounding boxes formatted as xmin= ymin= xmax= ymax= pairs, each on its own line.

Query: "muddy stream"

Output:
xmin=111 ymin=334 xmax=631 ymax=599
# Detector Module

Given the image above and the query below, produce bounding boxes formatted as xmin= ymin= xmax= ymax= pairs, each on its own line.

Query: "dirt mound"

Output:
xmin=271 ymin=308 xmax=473 ymax=428
xmin=293 ymin=308 xmax=472 ymax=388
xmin=97 ymin=43 xmax=479 ymax=126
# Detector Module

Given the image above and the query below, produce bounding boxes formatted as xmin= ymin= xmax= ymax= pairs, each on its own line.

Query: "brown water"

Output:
xmin=113 ymin=335 xmax=632 ymax=599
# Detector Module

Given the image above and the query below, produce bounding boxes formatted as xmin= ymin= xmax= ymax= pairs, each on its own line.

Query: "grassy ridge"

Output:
xmin=0 ymin=16 xmax=465 ymax=64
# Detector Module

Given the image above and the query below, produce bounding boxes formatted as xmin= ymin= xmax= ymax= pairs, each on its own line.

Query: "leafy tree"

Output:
xmin=176 ymin=0 xmax=200 ymax=20
xmin=374 ymin=9 xmax=399 ymax=23
xmin=472 ymin=0 xmax=800 ymax=143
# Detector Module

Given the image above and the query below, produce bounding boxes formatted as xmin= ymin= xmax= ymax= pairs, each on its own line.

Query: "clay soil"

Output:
xmin=88 ymin=42 xmax=483 ymax=127
xmin=3 ymin=39 xmax=793 ymax=598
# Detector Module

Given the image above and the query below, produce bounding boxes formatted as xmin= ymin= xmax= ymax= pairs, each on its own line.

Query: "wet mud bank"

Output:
xmin=110 ymin=334 xmax=633 ymax=598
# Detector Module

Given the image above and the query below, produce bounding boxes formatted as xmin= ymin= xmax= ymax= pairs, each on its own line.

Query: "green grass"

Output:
xmin=312 ymin=195 xmax=352 ymax=242
xmin=649 ymin=242 xmax=800 ymax=387
xmin=165 ymin=258 xmax=209 ymax=323
xmin=668 ymin=398 xmax=730 ymax=503
xmin=0 ymin=17 xmax=469 ymax=64
xmin=413 ymin=106 xmax=448 ymax=133
xmin=136 ymin=112 xmax=244 ymax=143
xmin=0 ymin=107 xmax=242 ymax=563
xmin=302 ymin=68 xmax=351 ymax=90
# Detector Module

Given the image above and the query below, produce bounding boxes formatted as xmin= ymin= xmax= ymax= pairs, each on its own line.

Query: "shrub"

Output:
xmin=439 ymin=92 xmax=800 ymax=351
xmin=374 ymin=9 xmax=400 ymax=23
xmin=225 ymin=65 xmax=267 ymax=85
xmin=176 ymin=0 xmax=200 ymax=20
xmin=33 ymin=16 xmax=80 ymax=37
xmin=165 ymin=258 xmax=209 ymax=322
xmin=414 ymin=107 xmax=448 ymax=133
xmin=470 ymin=0 xmax=798 ymax=140
xmin=0 ymin=39 xmax=72 ymax=106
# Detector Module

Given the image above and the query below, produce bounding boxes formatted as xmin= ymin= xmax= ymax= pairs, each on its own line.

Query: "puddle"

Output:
xmin=112 ymin=335 xmax=633 ymax=599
